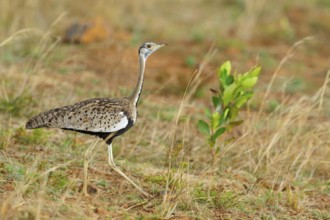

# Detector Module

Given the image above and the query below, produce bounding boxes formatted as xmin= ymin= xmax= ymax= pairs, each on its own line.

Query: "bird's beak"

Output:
xmin=155 ymin=43 xmax=167 ymax=50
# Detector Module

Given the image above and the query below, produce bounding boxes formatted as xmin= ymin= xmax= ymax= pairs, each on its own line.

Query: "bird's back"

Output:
xmin=26 ymin=98 xmax=134 ymax=141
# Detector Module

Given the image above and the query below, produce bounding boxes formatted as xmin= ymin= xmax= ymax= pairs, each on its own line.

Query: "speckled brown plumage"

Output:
xmin=26 ymin=97 xmax=135 ymax=143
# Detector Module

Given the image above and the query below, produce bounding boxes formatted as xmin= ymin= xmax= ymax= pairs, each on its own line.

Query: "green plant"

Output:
xmin=0 ymin=93 xmax=34 ymax=117
xmin=198 ymin=61 xmax=261 ymax=165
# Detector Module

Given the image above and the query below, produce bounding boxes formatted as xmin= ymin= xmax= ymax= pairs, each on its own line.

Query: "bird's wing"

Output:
xmin=63 ymin=110 xmax=128 ymax=133
xmin=26 ymin=98 xmax=130 ymax=133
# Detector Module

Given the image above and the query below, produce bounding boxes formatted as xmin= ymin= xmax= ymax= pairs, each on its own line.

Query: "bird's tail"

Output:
xmin=26 ymin=113 xmax=51 ymax=129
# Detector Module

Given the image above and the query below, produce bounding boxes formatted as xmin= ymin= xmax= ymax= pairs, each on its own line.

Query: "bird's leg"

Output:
xmin=107 ymin=143 xmax=150 ymax=198
xmin=83 ymin=138 xmax=98 ymax=196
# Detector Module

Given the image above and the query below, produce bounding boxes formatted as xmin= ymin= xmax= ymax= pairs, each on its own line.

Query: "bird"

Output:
xmin=26 ymin=42 xmax=166 ymax=197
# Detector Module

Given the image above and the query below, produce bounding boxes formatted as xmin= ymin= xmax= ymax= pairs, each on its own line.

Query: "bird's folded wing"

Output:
xmin=63 ymin=109 xmax=129 ymax=133
xmin=26 ymin=98 xmax=130 ymax=133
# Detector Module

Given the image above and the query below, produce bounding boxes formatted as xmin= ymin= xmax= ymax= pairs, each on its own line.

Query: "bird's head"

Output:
xmin=138 ymin=42 xmax=166 ymax=59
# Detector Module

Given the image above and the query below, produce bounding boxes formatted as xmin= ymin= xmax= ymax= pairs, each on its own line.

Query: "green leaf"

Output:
xmin=219 ymin=73 xmax=227 ymax=90
xmin=225 ymin=75 xmax=234 ymax=86
xmin=210 ymin=127 xmax=226 ymax=144
xmin=212 ymin=96 xmax=222 ymax=113
xmin=241 ymin=77 xmax=258 ymax=89
xmin=220 ymin=61 xmax=231 ymax=76
xmin=249 ymin=66 xmax=261 ymax=77
xmin=211 ymin=112 xmax=221 ymax=129
xmin=235 ymin=92 xmax=253 ymax=108
xmin=212 ymin=96 xmax=221 ymax=108
xmin=229 ymin=106 xmax=239 ymax=120
xmin=227 ymin=120 xmax=244 ymax=130
xmin=235 ymin=97 xmax=248 ymax=109
xmin=223 ymin=108 xmax=230 ymax=120
xmin=213 ymin=127 xmax=226 ymax=140
xmin=197 ymin=120 xmax=210 ymax=135
xmin=241 ymin=66 xmax=261 ymax=78
xmin=217 ymin=61 xmax=231 ymax=84
xmin=223 ymin=83 xmax=236 ymax=105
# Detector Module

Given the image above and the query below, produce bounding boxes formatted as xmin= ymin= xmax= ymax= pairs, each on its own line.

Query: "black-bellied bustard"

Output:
xmin=26 ymin=42 xmax=166 ymax=197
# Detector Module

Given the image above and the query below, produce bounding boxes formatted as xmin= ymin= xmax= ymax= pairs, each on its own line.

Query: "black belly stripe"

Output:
xmin=62 ymin=117 xmax=134 ymax=145
xmin=62 ymin=128 xmax=111 ymax=140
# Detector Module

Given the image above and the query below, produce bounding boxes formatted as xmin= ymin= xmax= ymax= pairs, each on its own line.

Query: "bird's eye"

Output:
xmin=146 ymin=44 xmax=151 ymax=48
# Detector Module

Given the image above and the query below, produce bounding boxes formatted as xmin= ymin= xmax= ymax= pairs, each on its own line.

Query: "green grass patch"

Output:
xmin=47 ymin=169 xmax=70 ymax=195
xmin=3 ymin=163 xmax=26 ymax=181
xmin=13 ymin=127 xmax=49 ymax=146
xmin=0 ymin=94 xmax=34 ymax=117
xmin=193 ymin=184 xmax=238 ymax=209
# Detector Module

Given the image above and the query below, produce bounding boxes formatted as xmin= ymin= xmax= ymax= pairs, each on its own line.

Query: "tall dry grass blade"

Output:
xmin=257 ymin=36 xmax=314 ymax=118
xmin=164 ymin=201 xmax=178 ymax=219
xmin=0 ymin=28 xmax=42 ymax=48
xmin=317 ymin=70 xmax=330 ymax=111
xmin=83 ymin=137 xmax=99 ymax=196
xmin=161 ymin=45 xmax=217 ymax=212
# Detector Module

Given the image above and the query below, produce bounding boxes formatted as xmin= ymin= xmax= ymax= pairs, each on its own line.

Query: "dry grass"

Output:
xmin=0 ymin=0 xmax=330 ymax=219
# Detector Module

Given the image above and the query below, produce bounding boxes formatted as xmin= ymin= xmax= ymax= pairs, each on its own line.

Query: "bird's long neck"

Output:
xmin=129 ymin=54 xmax=146 ymax=107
